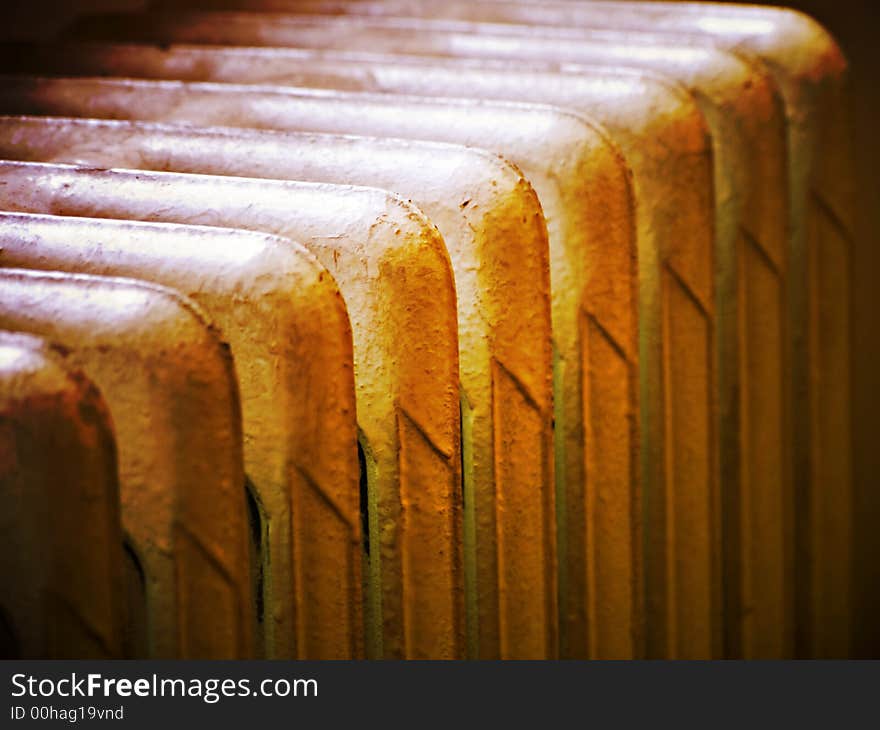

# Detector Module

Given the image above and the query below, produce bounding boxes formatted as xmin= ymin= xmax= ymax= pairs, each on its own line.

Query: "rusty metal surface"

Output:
xmin=0 ymin=268 xmax=250 ymax=658
xmin=0 ymin=162 xmax=460 ymax=660
xmin=0 ymin=211 xmax=364 ymax=660
xmin=110 ymin=0 xmax=856 ymax=660
xmin=0 ymin=330 xmax=125 ymax=659
xmin=0 ymin=114 xmax=551 ymax=661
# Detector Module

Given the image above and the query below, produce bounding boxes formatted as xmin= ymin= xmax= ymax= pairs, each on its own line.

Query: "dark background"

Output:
xmin=0 ymin=0 xmax=876 ymax=656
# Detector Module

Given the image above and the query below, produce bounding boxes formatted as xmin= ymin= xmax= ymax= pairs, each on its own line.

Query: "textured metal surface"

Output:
xmin=0 ymin=160 xmax=459 ymax=660
xmin=245 ymin=0 xmax=855 ymax=659
xmin=0 ymin=211 xmax=363 ymax=660
xmin=0 ymin=0 xmax=853 ymax=661
xmin=120 ymin=0 xmax=857 ymax=660
xmin=11 ymin=33 xmax=788 ymax=659
xmin=0 ymin=109 xmax=552 ymax=660
xmin=45 ymin=11 xmax=721 ymax=659
xmin=0 ymin=330 xmax=125 ymax=659
xmin=0 ymin=82 xmax=604 ymax=652
xmin=162 ymin=0 xmax=794 ymax=659
xmin=0 ymin=50 xmax=640 ymax=660
xmin=0 ymin=269 xmax=250 ymax=658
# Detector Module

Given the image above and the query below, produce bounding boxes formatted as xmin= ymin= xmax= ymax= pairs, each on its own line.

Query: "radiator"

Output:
xmin=0 ymin=1 xmax=856 ymax=660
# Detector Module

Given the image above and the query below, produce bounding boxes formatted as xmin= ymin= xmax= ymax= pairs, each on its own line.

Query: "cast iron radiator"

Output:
xmin=0 ymin=0 xmax=857 ymax=660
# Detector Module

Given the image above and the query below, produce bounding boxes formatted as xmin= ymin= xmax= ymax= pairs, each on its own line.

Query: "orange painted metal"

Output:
xmin=37 ymin=13 xmax=724 ymax=658
xmin=0 ymin=51 xmax=641 ymax=659
xmin=0 ymin=210 xmax=364 ymax=660
xmin=116 ymin=0 xmax=856 ymax=659
xmin=0 ymin=160 xmax=460 ymax=660
xmin=0 ymin=268 xmax=251 ymax=658
xmin=10 ymin=36 xmax=782 ymax=658
xmin=0 ymin=330 xmax=125 ymax=659
xmin=0 ymin=114 xmax=550 ymax=659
